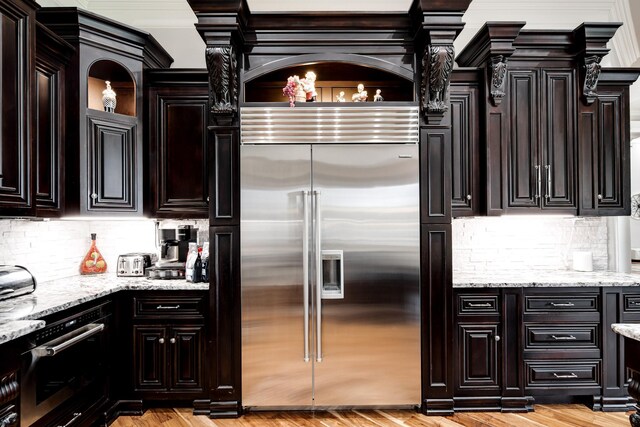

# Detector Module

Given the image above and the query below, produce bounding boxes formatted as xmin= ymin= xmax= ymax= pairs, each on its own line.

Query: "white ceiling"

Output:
xmin=37 ymin=0 xmax=640 ymax=131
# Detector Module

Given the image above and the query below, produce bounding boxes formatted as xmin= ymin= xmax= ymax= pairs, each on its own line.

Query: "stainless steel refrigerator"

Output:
xmin=241 ymin=139 xmax=420 ymax=409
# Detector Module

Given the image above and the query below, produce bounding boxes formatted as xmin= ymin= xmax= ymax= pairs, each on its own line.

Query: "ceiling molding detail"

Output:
xmin=608 ymin=0 xmax=640 ymax=67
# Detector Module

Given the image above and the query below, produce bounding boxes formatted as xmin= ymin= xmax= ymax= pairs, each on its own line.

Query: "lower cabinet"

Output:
xmin=128 ymin=292 xmax=207 ymax=401
xmin=454 ymin=286 xmax=639 ymax=412
xmin=134 ymin=325 xmax=203 ymax=392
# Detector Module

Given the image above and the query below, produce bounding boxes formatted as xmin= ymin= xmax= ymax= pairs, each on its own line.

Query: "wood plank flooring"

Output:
xmin=111 ymin=405 xmax=634 ymax=427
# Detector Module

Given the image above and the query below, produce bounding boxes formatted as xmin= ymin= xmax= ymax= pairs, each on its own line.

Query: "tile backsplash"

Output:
xmin=0 ymin=218 xmax=209 ymax=283
xmin=0 ymin=215 xmax=610 ymax=283
xmin=453 ymin=216 xmax=608 ymax=272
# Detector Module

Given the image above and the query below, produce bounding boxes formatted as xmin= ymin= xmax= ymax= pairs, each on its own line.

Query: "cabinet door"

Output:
xmin=457 ymin=324 xmax=500 ymax=390
xmin=0 ymin=1 xmax=35 ymax=215
xmin=133 ymin=326 xmax=167 ymax=391
xmin=35 ymin=68 xmax=62 ymax=215
xmin=540 ymin=70 xmax=577 ymax=212
xmin=450 ymin=84 xmax=480 ymax=217
xmin=579 ymin=87 xmax=629 ymax=216
xmin=86 ymin=114 xmax=139 ymax=213
xmin=148 ymin=87 xmax=208 ymax=218
xmin=507 ymin=70 xmax=539 ymax=210
xmin=170 ymin=326 xmax=203 ymax=391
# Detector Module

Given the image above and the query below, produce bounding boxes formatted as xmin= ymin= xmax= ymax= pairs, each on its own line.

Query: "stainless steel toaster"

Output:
xmin=116 ymin=253 xmax=156 ymax=277
xmin=0 ymin=265 xmax=37 ymax=301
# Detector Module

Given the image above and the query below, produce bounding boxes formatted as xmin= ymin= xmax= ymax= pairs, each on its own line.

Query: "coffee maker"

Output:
xmin=148 ymin=225 xmax=198 ymax=279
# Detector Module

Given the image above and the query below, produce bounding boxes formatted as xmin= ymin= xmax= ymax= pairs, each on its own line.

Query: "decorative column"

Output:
xmin=188 ymin=0 xmax=247 ymax=418
xmin=410 ymin=0 xmax=468 ymax=415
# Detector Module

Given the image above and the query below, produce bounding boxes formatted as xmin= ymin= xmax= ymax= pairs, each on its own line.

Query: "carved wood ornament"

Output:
xmin=490 ymin=55 xmax=507 ymax=106
xmin=583 ymin=55 xmax=602 ymax=105
xmin=422 ymin=44 xmax=454 ymax=114
xmin=205 ymin=45 xmax=238 ymax=115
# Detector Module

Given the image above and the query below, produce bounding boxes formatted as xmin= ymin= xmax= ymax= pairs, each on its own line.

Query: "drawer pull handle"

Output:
xmin=467 ymin=302 xmax=492 ymax=308
xmin=551 ymin=335 xmax=577 ymax=340
xmin=549 ymin=302 xmax=575 ymax=307
xmin=156 ymin=305 xmax=180 ymax=310
xmin=630 ymin=301 xmax=640 ymax=306
xmin=553 ymin=372 xmax=578 ymax=379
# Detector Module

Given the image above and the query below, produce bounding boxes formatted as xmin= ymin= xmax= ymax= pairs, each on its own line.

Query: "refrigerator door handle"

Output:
xmin=314 ymin=190 xmax=323 ymax=362
xmin=302 ymin=191 xmax=310 ymax=362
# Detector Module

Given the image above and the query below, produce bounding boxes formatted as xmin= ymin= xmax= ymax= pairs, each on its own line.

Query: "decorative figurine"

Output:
xmin=293 ymin=76 xmax=307 ymax=103
xmin=336 ymin=91 xmax=346 ymax=102
xmin=351 ymin=83 xmax=367 ymax=102
xmin=102 ymin=80 xmax=117 ymax=113
xmin=373 ymin=89 xmax=384 ymax=102
xmin=301 ymin=71 xmax=317 ymax=102
xmin=283 ymin=76 xmax=297 ymax=107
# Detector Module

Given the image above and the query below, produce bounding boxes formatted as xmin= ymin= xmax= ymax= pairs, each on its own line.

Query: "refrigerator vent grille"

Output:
xmin=241 ymin=106 xmax=419 ymax=144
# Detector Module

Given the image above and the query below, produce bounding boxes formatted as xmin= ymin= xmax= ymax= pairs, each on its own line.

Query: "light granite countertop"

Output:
xmin=0 ymin=274 xmax=208 ymax=346
xmin=611 ymin=323 xmax=640 ymax=342
xmin=453 ymin=270 xmax=640 ymax=288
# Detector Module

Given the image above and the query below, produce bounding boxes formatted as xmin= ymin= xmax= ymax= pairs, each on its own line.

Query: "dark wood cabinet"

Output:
xmin=133 ymin=325 xmax=203 ymax=392
xmin=0 ymin=0 xmax=37 ymax=216
xmin=146 ymin=70 xmax=209 ymax=218
xmin=505 ymin=68 xmax=577 ymax=213
xmin=450 ymin=70 xmax=481 ymax=217
xmin=578 ymin=70 xmax=639 ymax=216
xmin=34 ymin=24 xmax=74 ymax=217
xmin=129 ymin=293 xmax=206 ymax=400
xmin=457 ymin=324 xmax=500 ymax=389
xmin=86 ymin=113 xmax=138 ymax=212
xmin=37 ymin=8 xmax=172 ymax=216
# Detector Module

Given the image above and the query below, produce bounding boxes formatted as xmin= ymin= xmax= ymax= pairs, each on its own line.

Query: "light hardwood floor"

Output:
xmin=111 ymin=405 xmax=634 ymax=426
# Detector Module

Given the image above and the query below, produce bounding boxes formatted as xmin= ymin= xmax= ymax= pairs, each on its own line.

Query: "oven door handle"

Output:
xmin=33 ymin=323 xmax=105 ymax=357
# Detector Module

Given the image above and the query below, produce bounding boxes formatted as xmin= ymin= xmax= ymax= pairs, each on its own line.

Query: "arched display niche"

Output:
xmin=243 ymin=54 xmax=414 ymax=103
xmin=87 ymin=59 xmax=136 ymax=116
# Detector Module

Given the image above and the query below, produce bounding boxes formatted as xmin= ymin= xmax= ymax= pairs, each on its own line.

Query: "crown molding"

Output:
xmin=609 ymin=0 xmax=640 ymax=67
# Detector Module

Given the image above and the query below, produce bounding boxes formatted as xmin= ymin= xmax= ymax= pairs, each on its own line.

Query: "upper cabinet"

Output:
xmin=145 ymin=70 xmax=209 ymax=218
xmin=35 ymin=23 xmax=74 ymax=217
xmin=37 ymin=8 xmax=173 ymax=216
xmin=456 ymin=22 xmax=640 ymax=217
xmin=0 ymin=0 xmax=37 ymax=216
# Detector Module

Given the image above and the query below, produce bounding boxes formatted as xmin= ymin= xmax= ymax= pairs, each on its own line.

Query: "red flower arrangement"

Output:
xmin=283 ymin=76 xmax=298 ymax=107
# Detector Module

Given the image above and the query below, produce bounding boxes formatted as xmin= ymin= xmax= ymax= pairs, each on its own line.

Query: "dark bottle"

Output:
xmin=193 ymin=247 xmax=203 ymax=283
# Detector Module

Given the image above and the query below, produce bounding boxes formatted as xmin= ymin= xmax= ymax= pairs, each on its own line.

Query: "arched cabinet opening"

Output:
xmin=244 ymin=61 xmax=414 ymax=103
xmin=87 ymin=60 xmax=136 ymax=116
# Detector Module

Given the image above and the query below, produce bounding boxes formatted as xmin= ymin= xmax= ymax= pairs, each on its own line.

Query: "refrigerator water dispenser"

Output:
xmin=321 ymin=250 xmax=344 ymax=299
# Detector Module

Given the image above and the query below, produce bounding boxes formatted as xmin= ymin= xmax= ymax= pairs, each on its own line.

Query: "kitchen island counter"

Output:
xmin=0 ymin=274 xmax=208 ymax=345
xmin=454 ymin=269 xmax=640 ymax=288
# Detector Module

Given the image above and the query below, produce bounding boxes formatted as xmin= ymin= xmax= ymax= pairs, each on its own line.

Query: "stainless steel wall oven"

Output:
xmin=21 ymin=301 xmax=111 ymax=427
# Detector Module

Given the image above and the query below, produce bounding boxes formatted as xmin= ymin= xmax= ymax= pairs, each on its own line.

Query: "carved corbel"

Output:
xmin=205 ymin=45 xmax=238 ymax=116
xmin=421 ymin=44 xmax=455 ymax=115
xmin=489 ymin=55 xmax=507 ymax=106
xmin=582 ymin=55 xmax=602 ymax=105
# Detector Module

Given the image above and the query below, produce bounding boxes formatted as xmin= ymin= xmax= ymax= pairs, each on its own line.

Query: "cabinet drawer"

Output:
xmin=525 ymin=360 xmax=600 ymax=388
xmin=624 ymin=294 xmax=640 ymax=312
xmin=524 ymin=295 xmax=598 ymax=313
xmin=458 ymin=294 xmax=499 ymax=314
xmin=525 ymin=325 xmax=598 ymax=350
xmin=134 ymin=295 xmax=205 ymax=319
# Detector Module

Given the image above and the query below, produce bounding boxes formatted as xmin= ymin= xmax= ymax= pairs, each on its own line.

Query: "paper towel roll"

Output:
xmin=573 ymin=251 xmax=593 ymax=272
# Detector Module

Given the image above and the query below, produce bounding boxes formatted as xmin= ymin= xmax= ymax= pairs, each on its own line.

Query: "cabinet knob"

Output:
xmin=494 ymin=335 xmax=501 ymax=342
xmin=170 ymin=338 xmax=176 ymax=344
xmin=597 ymin=194 xmax=603 ymax=200
xmin=90 ymin=193 xmax=98 ymax=200
xmin=466 ymin=194 xmax=472 ymax=201
xmin=158 ymin=338 xmax=165 ymax=344
xmin=207 ymin=196 xmax=210 ymax=202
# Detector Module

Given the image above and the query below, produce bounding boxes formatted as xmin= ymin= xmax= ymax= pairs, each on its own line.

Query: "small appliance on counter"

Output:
xmin=147 ymin=225 xmax=198 ymax=280
xmin=0 ymin=265 xmax=37 ymax=301
xmin=116 ymin=253 xmax=157 ymax=277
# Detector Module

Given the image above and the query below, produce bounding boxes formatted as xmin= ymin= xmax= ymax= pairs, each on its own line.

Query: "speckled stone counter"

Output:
xmin=453 ymin=270 xmax=640 ymax=288
xmin=0 ymin=274 xmax=208 ymax=345
xmin=612 ymin=323 xmax=640 ymax=342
